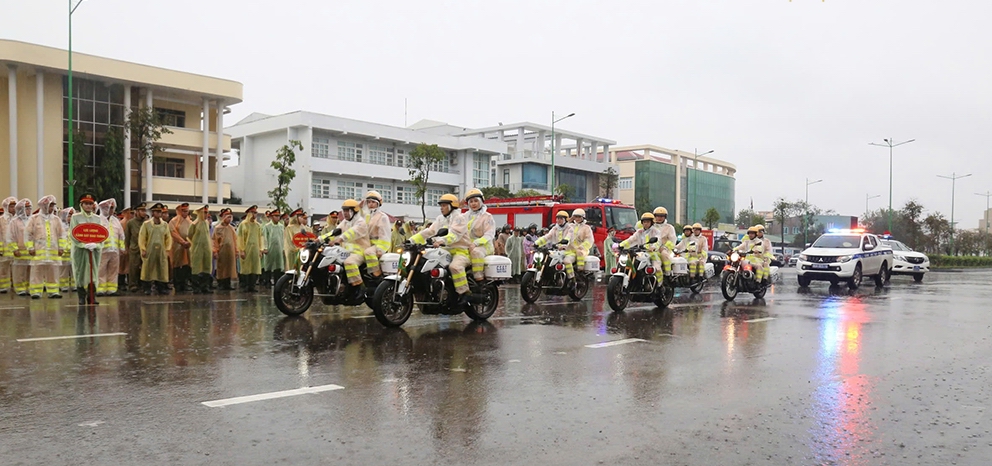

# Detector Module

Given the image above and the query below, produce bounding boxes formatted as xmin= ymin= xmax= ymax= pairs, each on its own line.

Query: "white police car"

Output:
xmin=796 ymin=229 xmax=893 ymax=289
xmin=879 ymin=238 xmax=929 ymax=282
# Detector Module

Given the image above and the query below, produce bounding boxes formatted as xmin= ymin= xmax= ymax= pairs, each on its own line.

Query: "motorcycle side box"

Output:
xmin=670 ymin=256 xmax=689 ymax=275
xmin=484 ymin=256 xmax=512 ymax=279
xmin=381 ymin=253 xmax=401 ymax=274
xmin=582 ymin=255 xmax=600 ymax=272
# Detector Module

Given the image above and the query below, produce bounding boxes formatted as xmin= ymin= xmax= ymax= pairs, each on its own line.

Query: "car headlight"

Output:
xmin=894 ymin=254 xmax=907 ymax=262
xmin=401 ymin=251 xmax=412 ymax=267
xmin=299 ymin=249 xmax=310 ymax=263
xmin=837 ymin=255 xmax=852 ymax=263
xmin=618 ymin=254 xmax=628 ymax=266
xmin=798 ymin=254 xmax=808 ymax=261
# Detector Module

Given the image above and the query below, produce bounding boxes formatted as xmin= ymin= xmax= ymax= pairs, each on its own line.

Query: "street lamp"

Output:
xmin=869 ymin=138 xmax=915 ymax=233
xmin=689 ymin=148 xmax=714 ymax=224
xmin=976 ymin=191 xmax=992 ymax=235
xmin=865 ymin=193 xmax=881 ymax=218
xmin=549 ymin=111 xmax=575 ymax=196
xmin=936 ymin=172 xmax=971 ymax=254
xmin=804 ymin=178 xmax=822 ymax=247
xmin=68 ymin=0 xmax=86 ymax=204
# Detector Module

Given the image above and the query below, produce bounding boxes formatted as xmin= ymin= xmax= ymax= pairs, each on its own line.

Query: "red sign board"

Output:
xmin=292 ymin=232 xmax=317 ymax=248
xmin=72 ymin=223 xmax=110 ymax=244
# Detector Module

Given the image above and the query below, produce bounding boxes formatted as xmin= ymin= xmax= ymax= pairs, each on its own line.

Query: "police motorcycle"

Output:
xmin=273 ymin=228 xmax=384 ymax=316
xmin=520 ymin=239 xmax=600 ymax=303
xmin=668 ymin=240 xmax=707 ymax=295
xmin=370 ymin=229 xmax=512 ymax=328
xmin=606 ymin=237 xmax=677 ymax=311
xmin=720 ymin=244 xmax=771 ymax=301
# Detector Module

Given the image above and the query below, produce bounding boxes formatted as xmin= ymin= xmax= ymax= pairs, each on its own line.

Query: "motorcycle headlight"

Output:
xmin=299 ymin=249 xmax=310 ymax=263
xmin=798 ymin=254 xmax=808 ymax=261
xmin=618 ymin=254 xmax=628 ymax=266
xmin=401 ymin=251 xmax=412 ymax=266
xmin=730 ymin=252 xmax=740 ymax=262
xmin=837 ymin=255 xmax=852 ymax=263
xmin=533 ymin=252 xmax=544 ymax=263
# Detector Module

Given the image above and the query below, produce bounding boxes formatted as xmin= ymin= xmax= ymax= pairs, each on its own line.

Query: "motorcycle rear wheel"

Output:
xmin=465 ymin=283 xmax=499 ymax=321
xmin=654 ymin=284 xmax=675 ymax=308
xmin=568 ymin=274 xmax=590 ymax=301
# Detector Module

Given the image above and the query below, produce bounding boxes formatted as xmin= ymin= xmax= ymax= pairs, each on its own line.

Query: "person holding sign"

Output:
xmin=138 ymin=203 xmax=172 ymax=295
xmin=25 ymin=195 xmax=65 ymax=299
xmin=212 ymin=208 xmax=239 ymax=290
xmin=237 ymin=205 xmax=263 ymax=293
xmin=69 ymin=194 xmax=103 ymax=305
xmin=187 ymin=205 xmax=213 ymax=294
xmin=282 ymin=209 xmax=312 ymax=271
xmin=97 ymin=199 xmax=125 ymax=296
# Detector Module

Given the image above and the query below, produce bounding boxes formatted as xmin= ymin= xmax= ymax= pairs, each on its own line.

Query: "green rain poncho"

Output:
xmin=603 ymin=233 xmax=617 ymax=274
xmin=69 ymin=211 xmax=103 ymax=289
xmin=237 ymin=218 xmax=263 ymax=275
xmin=139 ymin=219 xmax=172 ymax=282
xmin=188 ymin=214 xmax=212 ymax=275
xmin=263 ymin=220 xmax=285 ymax=272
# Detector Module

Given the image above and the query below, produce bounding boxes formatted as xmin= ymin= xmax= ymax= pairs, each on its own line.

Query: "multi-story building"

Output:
xmin=0 ymin=39 xmax=242 ymax=207
xmin=223 ymin=112 xmax=506 ymax=220
xmin=449 ymin=122 xmax=616 ymax=202
xmin=607 ymin=145 xmax=736 ymax=225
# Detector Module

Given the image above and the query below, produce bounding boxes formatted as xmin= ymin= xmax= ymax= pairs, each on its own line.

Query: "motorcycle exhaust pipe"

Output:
xmin=466 ymin=294 xmax=487 ymax=304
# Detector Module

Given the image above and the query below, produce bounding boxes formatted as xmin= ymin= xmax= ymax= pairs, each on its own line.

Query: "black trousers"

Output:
xmin=173 ymin=265 xmax=192 ymax=292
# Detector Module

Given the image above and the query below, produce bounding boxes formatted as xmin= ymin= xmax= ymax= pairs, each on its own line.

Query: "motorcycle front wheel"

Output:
xmin=721 ymin=271 xmax=739 ymax=301
xmin=273 ymin=273 xmax=314 ymax=316
xmin=607 ymin=275 xmax=629 ymax=312
xmin=465 ymin=282 xmax=499 ymax=321
xmin=372 ymin=280 xmax=414 ymax=327
xmin=520 ymin=271 xmax=542 ymax=303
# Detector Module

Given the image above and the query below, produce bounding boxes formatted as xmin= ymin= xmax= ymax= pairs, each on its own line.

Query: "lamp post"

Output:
xmin=976 ymin=191 xmax=992 ymax=236
xmin=869 ymin=138 xmax=915 ymax=233
xmin=804 ymin=178 xmax=822 ymax=247
xmin=549 ymin=111 xmax=574 ymax=196
xmin=690 ymin=148 xmax=714 ymax=224
xmin=68 ymin=0 xmax=85 ymax=204
xmin=865 ymin=193 xmax=880 ymax=220
xmin=936 ymin=172 xmax=971 ymax=253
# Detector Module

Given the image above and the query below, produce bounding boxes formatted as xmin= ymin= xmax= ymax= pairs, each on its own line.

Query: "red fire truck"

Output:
xmin=482 ymin=196 xmax=638 ymax=254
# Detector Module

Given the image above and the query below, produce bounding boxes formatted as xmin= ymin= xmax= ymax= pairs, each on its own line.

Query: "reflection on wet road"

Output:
xmin=2 ymin=269 xmax=992 ymax=464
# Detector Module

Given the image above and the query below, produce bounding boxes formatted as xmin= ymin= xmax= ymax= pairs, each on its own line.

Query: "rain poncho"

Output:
xmin=69 ymin=207 xmax=103 ymax=290
xmin=339 ymin=208 xmax=391 ymax=254
xmin=282 ymin=217 xmax=313 ymax=270
xmin=26 ymin=196 xmax=64 ymax=296
xmin=506 ymin=233 xmax=524 ymax=276
xmin=0 ymin=197 xmax=14 ymax=262
xmin=535 ymin=221 xmax=573 ymax=248
xmin=8 ymin=199 xmax=32 ymax=265
xmin=603 ymin=233 xmax=617 ymax=273
xmin=408 ymin=210 xmax=461 ymax=245
xmin=187 ymin=212 xmax=213 ymax=276
xmin=139 ymin=217 xmax=172 ymax=282
xmin=169 ymin=213 xmax=192 ymax=268
xmin=567 ymin=221 xmax=594 ymax=258
xmin=97 ymin=199 xmax=125 ymax=294
xmin=237 ymin=216 xmax=263 ymax=275
xmin=58 ymin=207 xmax=74 ymax=289
xmin=262 ymin=218 xmax=285 ymax=272
xmin=213 ymin=221 xmax=238 ymax=280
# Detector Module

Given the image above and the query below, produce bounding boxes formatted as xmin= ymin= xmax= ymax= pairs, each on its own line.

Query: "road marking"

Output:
xmin=350 ymin=315 xmax=376 ymax=319
xmin=449 ymin=368 xmax=467 ymax=372
xmin=508 ymin=359 xmax=521 ymax=363
xmin=743 ymin=317 xmax=776 ymax=323
xmin=63 ymin=304 xmax=109 ymax=308
xmin=668 ymin=301 xmax=723 ymax=309
xmin=17 ymin=332 xmax=127 ymax=342
xmin=78 ymin=420 xmax=105 ymax=427
xmin=585 ymin=338 xmax=647 ymax=348
xmin=142 ymin=301 xmax=183 ymax=305
xmin=530 ymin=301 xmax=583 ymax=306
xmin=201 ymin=384 xmax=345 ymax=408
xmin=486 ymin=315 xmax=544 ymax=322
xmin=212 ymin=299 xmax=247 ymax=303
xmin=0 ymin=306 xmax=26 ymax=310
xmin=617 ymin=305 xmax=656 ymax=312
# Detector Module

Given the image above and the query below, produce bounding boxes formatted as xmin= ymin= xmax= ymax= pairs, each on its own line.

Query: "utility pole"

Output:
xmin=937 ymin=172 xmax=972 ymax=254
xmin=68 ymin=0 xmax=85 ymax=204
xmin=805 ymin=178 xmax=822 ymax=247
xmin=550 ymin=111 xmax=575 ymax=195
xmin=869 ymin=138 xmax=915 ymax=233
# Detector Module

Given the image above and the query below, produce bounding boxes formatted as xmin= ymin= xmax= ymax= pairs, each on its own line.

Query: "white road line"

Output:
xmin=63 ymin=304 xmax=109 ymax=308
xmin=78 ymin=420 xmax=105 ymax=427
xmin=0 ymin=306 xmax=26 ymax=310
xmin=585 ymin=338 xmax=647 ymax=348
xmin=350 ymin=315 xmax=376 ymax=319
xmin=142 ymin=301 xmax=183 ymax=305
xmin=616 ymin=305 xmax=657 ymax=312
xmin=668 ymin=301 xmax=723 ymax=309
xmin=212 ymin=299 xmax=247 ymax=303
xmin=201 ymin=384 xmax=344 ymax=408
xmin=486 ymin=315 xmax=544 ymax=322
xmin=530 ymin=301 xmax=583 ymax=306
xmin=743 ymin=317 xmax=776 ymax=323
xmin=17 ymin=332 xmax=127 ymax=343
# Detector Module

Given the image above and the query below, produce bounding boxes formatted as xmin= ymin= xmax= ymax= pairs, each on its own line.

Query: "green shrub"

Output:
xmin=929 ymin=255 xmax=992 ymax=268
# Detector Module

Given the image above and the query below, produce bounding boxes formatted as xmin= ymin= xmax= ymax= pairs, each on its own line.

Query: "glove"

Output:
xmin=84 ymin=243 xmax=98 ymax=250
xmin=611 ymin=244 xmax=620 ymax=253
xmin=432 ymin=238 xmax=445 ymax=247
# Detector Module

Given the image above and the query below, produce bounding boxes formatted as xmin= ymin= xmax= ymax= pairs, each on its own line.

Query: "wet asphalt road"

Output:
xmin=2 ymin=269 xmax=992 ymax=465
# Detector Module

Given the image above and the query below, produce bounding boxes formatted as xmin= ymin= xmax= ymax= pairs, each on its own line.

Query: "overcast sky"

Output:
xmin=5 ymin=0 xmax=992 ymax=227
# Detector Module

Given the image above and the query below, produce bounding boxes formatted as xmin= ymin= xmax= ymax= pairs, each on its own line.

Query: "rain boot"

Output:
xmin=144 ymin=282 xmax=153 ymax=295
xmin=246 ymin=274 xmax=258 ymax=293
xmin=77 ymin=287 xmax=86 ymax=305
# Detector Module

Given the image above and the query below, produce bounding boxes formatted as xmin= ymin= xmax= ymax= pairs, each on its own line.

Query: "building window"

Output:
xmin=154 ymin=108 xmax=186 ymax=128
xmin=429 ymin=157 xmax=450 ymax=173
xmin=472 ymin=152 xmax=490 ymax=188
xmin=337 ymin=141 xmax=363 ymax=162
xmin=396 ymin=185 xmax=416 ymax=205
xmin=426 ymin=188 xmax=445 ymax=205
xmin=521 ymin=163 xmax=548 ymax=190
xmin=153 ymin=158 xmax=185 ymax=178
xmin=395 ymin=149 xmax=407 ymax=168
xmin=367 ymin=183 xmax=393 ymax=203
xmin=312 ymin=137 xmax=331 ymax=158
xmin=503 ymin=169 xmax=510 ymax=188
xmin=312 ymin=177 xmax=332 ymax=199
xmin=618 ymin=177 xmax=633 ymax=190
xmin=368 ymin=144 xmax=392 ymax=166
xmin=337 ymin=180 xmax=363 ymax=200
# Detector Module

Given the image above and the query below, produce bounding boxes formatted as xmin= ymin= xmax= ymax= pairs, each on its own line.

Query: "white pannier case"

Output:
xmin=484 ymin=256 xmax=512 ymax=279
xmin=380 ymin=253 xmax=401 ymax=274
xmin=670 ymin=256 xmax=689 ymax=275
xmin=582 ymin=255 xmax=600 ymax=273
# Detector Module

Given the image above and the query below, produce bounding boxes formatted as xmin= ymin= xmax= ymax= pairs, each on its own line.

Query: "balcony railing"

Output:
xmin=160 ymin=126 xmax=231 ymax=151
xmin=311 ymin=152 xmax=460 ymax=174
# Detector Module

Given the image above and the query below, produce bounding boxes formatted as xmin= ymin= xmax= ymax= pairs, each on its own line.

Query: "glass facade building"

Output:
xmin=634 ymin=160 xmax=677 ymax=216
xmin=631 ymin=159 xmax=735 ymax=225
xmin=686 ymin=168 xmax=736 ymax=225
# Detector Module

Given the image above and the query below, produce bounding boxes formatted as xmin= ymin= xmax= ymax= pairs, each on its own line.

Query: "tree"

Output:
xmin=735 ymin=209 xmax=764 ymax=228
xmin=635 ymin=194 xmax=652 ymax=219
xmin=513 ymin=189 xmax=542 ymax=198
xmin=408 ymin=143 xmax=446 ymax=223
xmin=267 ymin=140 xmax=301 ymax=215
xmin=600 ymin=167 xmax=619 ymax=198
xmin=702 ymin=207 xmax=721 ymax=229
xmin=555 ymin=183 xmax=575 ymax=202
xmin=480 ymin=186 xmax=512 ymax=200
xmin=98 ymin=127 xmax=126 ymax=207
xmin=773 ymin=198 xmax=798 ymax=253
xmin=127 ymin=107 xmax=173 ymax=202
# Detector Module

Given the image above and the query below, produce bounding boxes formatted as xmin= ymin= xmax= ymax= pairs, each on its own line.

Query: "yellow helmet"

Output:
xmin=747 ymin=226 xmax=758 ymax=234
xmin=683 ymin=224 xmax=693 ymax=231
xmin=653 ymin=207 xmax=668 ymax=216
xmin=692 ymin=223 xmax=703 ymax=229
xmin=571 ymin=208 xmax=586 ymax=218
xmin=438 ymin=193 xmax=459 ymax=207
xmin=341 ymin=199 xmax=360 ymax=210
xmin=640 ymin=212 xmax=654 ymax=221
xmin=365 ymin=190 xmax=383 ymax=203
xmin=465 ymin=188 xmax=484 ymax=201
xmin=557 ymin=211 xmax=570 ymax=219
xmin=755 ymin=224 xmax=766 ymax=232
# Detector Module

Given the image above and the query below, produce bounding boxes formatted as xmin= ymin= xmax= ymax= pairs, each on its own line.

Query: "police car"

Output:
xmin=879 ymin=238 xmax=929 ymax=282
xmin=795 ymin=229 xmax=893 ymax=289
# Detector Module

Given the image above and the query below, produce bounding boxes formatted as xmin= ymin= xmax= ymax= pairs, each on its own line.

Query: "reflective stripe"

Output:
xmin=409 ymin=233 xmax=425 ymax=245
xmin=449 ymin=248 xmax=469 ymax=258
xmin=371 ymin=239 xmax=390 ymax=251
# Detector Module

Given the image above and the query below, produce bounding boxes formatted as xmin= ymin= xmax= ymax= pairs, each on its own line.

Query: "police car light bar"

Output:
xmin=827 ymin=228 xmax=866 ymax=234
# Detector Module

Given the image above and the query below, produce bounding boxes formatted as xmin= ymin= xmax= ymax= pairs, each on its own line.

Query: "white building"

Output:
xmin=223 ymin=111 xmax=505 ymax=220
xmin=451 ymin=122 xmax=616 ymax=202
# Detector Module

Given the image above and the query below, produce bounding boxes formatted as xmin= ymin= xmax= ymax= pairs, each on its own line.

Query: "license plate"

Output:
xmin=811 ymin=264 xmax=828 ymax=270
xmin=913 ymin=266 xmax=920 ymax=271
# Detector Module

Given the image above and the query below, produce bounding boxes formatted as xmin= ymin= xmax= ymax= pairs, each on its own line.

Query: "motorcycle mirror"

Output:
xmin=331 ymin=228 xmax=341 ymax=237
xmin=436 ymin=228 xmax=449 ymax=237
xmin=559 ymin=239 xmax=569 ymax=245
xmin=647 ymin=237 xmax=659 ymax=244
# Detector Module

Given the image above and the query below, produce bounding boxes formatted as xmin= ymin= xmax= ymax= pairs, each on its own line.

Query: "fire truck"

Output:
xmin=482 ymin=196 xmax=638 ymax=255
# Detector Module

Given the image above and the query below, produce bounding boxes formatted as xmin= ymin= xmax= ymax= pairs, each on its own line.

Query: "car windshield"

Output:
xmin=607 ymin=207 xmax=638 ymax=231
xmin=812 ymin=235 xmax=861 ymax=249
xmin=881 ymin=240 xmax=909 ymax=251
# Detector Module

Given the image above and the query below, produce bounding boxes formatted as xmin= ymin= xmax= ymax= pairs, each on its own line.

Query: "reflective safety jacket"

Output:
xmin=25 ymin=212 xmax=65 ymax=264
xmin=340 ymin=209 xmax=391 ymax=253
xmin=567 ymin=221 xmax=594 ymax=256
xmin=439 ymin=206 xmax=495 ymax=253
xmin=535 ymin=222 xmax=573 ymax=248
xmin=410 ymin=211 xmax=461 ymax=245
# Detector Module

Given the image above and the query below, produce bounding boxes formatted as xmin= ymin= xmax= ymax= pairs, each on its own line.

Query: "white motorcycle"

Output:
xmin=520 ymin=239 xmax=599 ymax=303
